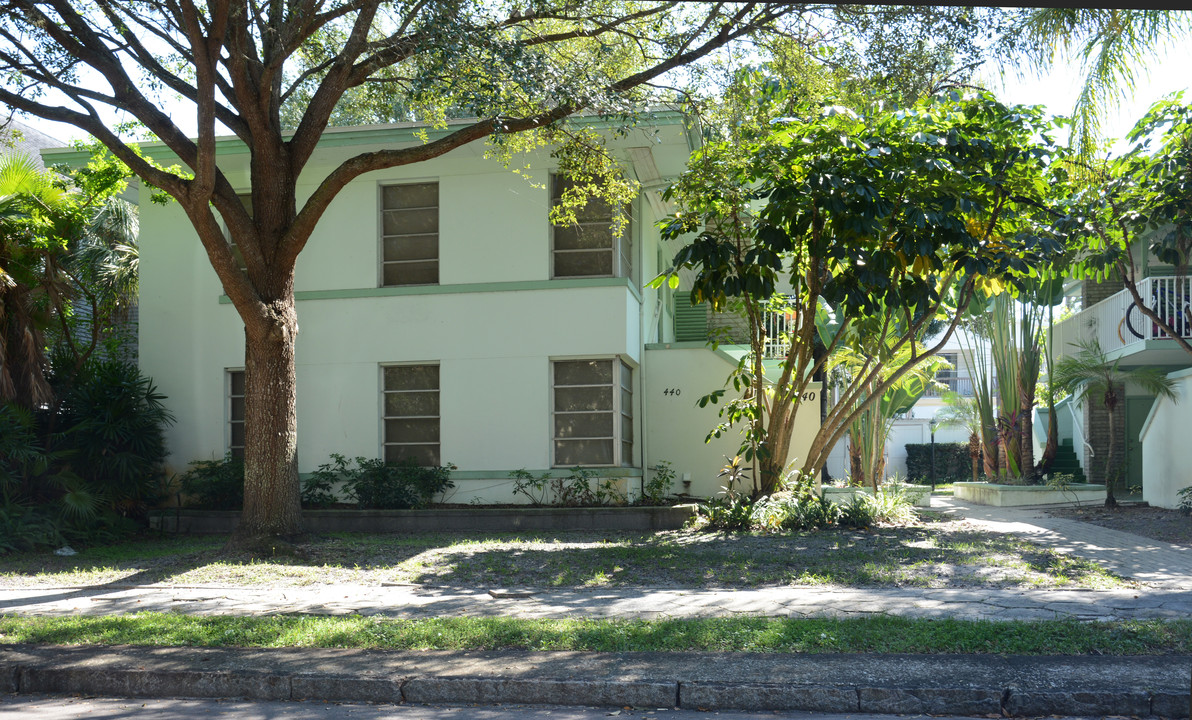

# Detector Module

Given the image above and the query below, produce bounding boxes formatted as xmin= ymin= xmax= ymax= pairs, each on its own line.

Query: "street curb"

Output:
xmin=2 ymin=647 xmax=1188 ymax=717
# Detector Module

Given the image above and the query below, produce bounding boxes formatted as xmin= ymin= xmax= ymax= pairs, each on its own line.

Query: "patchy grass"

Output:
xmin=0 ymin=519 xmax=1130 ymax=591
xmin=0 ymin=613 xmax=1189 ymax=655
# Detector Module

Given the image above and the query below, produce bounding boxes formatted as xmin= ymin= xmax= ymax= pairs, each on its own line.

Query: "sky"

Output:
xmin=14 ymin=26 xmax=1192 ymax=154
xmin=985 ymin=38 xmax=1190 ymax=154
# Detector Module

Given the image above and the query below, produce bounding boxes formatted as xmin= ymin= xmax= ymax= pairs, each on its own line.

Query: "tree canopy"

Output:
xmin=0 ymin=1 xmax=824 ymax=542
xmin=655 ymin=88 xmax=1067 ymax=494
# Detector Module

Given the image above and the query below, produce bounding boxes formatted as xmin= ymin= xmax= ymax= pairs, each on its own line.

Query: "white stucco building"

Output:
xmin=44 ymin=113 xmax=820 ymax=503
xmin=1052 ymin=241 xmax=1191 ymax=508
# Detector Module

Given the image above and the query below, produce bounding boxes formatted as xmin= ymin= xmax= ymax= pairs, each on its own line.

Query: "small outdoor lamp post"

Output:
xmin=928 ymin=418 xmax=938 ymax=491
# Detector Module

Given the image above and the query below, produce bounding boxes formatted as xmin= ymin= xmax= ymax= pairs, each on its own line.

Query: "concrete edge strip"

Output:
xmin=2 ymin=662 xmax=1188 ymax=718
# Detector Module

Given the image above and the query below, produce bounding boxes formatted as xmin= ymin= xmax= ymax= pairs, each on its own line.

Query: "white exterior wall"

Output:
xmin=139 ymin=117 xmax=796 ymax=502
xmin=1140 ymin=368 xmax=1192 ymax=509
xmin=643 ymin=347 xmax=820 ymax=497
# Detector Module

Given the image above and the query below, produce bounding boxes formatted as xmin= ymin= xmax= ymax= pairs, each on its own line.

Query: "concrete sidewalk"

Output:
xmin=2 ymin=581 xmax=1191 ymax=622
xmin=4 ymin=499 xmax=1192 ymax=716
xmin=2 ymin=644 xmax=1190 ymax=717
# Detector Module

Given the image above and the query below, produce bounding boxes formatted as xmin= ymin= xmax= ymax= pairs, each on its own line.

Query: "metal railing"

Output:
xmin=1054 ymin=275 xmax=1192 ymax=355
xmin=762 ymin=309 xmax=795 ymax=358
xmin=923 ymin=376 xmax=975 ymax=397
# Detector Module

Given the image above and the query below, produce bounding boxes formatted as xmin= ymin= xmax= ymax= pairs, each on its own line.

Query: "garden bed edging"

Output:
xmin=151 ymin=504 xmax=697 ymax=535
xmin=954 ymin=482 xmax=1106 ymax=507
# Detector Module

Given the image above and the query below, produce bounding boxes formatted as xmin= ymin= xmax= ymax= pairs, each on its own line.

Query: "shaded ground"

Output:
xmin=0 ymin=516 xmax=1127 ymax=591
xmin=1045 ymin=504 xmax=1192 ymax=548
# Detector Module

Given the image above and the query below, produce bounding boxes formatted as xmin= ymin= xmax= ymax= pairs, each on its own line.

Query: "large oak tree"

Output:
xmin=0 ymin=0 xmax=811 ymax=543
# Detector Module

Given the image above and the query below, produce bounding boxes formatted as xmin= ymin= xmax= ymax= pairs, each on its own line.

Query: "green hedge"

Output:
xmin=905 ymin=443 xmax=971 ymax=483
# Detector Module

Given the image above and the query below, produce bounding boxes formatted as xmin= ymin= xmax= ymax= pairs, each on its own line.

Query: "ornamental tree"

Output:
xmin=656 ymin=90 xmax=1066 ymax=496
xmin=0 ymin=0 xmax=812 ymax=545
xmin=1059 ymin=97 xmax=1192 ymax=360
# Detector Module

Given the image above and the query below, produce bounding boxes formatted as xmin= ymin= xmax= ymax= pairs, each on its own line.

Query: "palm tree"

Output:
xmin=1017 ymin=9 xmax=1192 ymax=157
xmin=935 ymin=391 xmax=983 ymax=482
xmin=0 ymin=151 xmax=75 ymax=408
xmin=1053 ymin=337 xmax=1177 ymax=507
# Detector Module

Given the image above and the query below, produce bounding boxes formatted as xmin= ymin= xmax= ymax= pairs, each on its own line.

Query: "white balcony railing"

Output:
xmin=923 ymin=376 xmax=976 ymax=397
xmin=762 ymin=309 xmax=795 ymax=358
xmin=1054 ymin=276 xmax=1192 ymax=356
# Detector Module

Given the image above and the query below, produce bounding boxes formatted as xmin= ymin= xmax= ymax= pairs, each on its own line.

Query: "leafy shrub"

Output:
xmin=640 ymin=461 xmax=676 ymax=505
xmin=904 ymin=443 xmax=970 ymax=483
xmin=0 ymin=501 xmax=63 ymax=554
xmin=509 ymin=467 xmax=626 ymax=507
xmin=0 ymin=404 xmax=46 ymax=490
xmin=179 ymin=455 xmax=244 ymax=510
xmin=0 ymin=360 xmax=174 ymax=550
xmin=839 ymin=486 xmax=915 ymax=527
xmin=692 ymin=495 xmax=754 ymax=531
xmin=1178 ymin=486 xmax=1192 ymax=517
xmin=55 ymin=360 xmax=173 ymax=519
xmin=867 ymin=485 xmax=916 ymax=524
xmin=343 ymin=457 xmax=455 ymax=510
xmin=301 ymin=455 xmax=344 ymax=509
xmin=750 ymin=493 xmax=840 ymax=531
xmin=509 ymin=468 xmax=551 ymax=506
xmin=839 ymin=493 xmax=879 ymax=528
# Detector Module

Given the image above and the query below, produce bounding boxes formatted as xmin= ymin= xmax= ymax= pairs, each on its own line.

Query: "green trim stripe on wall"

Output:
xmin=218 ymin=277 xmax=643 ymax=304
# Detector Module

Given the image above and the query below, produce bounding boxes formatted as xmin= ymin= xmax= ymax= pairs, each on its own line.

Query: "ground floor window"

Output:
xmin=227 ymin=369 xmax=244 ymax=460
xmin=552 ymin=358 xmax=634 ymax=467
xmin=382 ymin=363 xmax=440 ymax=465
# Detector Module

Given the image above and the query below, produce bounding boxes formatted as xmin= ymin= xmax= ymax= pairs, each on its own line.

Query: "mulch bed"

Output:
xmin=1045 ymin=504 xmax=1192 ymax=548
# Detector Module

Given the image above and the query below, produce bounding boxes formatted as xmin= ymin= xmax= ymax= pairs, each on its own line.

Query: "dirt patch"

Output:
xmin=0 ymin=518 xmax=1129 ymax=591
xmin=1045 ymin=504 xmax=1192 ymax=548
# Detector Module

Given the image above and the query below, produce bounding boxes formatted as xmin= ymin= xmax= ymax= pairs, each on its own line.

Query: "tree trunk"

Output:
xmin=848 ymin=431 xmax=863 ymax=486
xmin=1038 ymin=397 xmax=1058 ymax=476
xmin=981 ymin=428 xmax=998 ymax=480
xmin=1104 ymin=396 xmax=1119 ymax=509
xmin=968 ymin=432 xmax=980 ymax=483
xmin=1019 ymin=386 xmax=1036 ymax=482
xmin=232 ymin=297 xmax=303 ymax=542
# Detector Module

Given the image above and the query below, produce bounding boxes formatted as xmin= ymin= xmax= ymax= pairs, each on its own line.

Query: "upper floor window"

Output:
xmin=381 ymin=182 xmax=439 ymax=286
xmin=551 ymin=175 xmax=633 ymax=280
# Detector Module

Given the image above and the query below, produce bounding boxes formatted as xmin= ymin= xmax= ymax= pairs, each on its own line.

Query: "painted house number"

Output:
xmin=662 ymin=388 xmax=681 ymax=396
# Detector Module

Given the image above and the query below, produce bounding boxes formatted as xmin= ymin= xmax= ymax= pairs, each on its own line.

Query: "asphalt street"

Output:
xmin=0 ymin=695 xmax=1101 ymax=720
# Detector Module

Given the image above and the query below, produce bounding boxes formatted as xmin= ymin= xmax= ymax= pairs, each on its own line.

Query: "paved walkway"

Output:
xmin=932 ymin=497 xmax=1192 ymax=586
xmin=0 ymin=498 xmax=1189 ymax=622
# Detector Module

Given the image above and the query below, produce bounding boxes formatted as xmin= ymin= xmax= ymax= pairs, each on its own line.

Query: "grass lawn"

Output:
xmin=1 ymin=613 xmax=1189 ymax=655
xmin=0 ymin=516 xmax=1128 ymax=591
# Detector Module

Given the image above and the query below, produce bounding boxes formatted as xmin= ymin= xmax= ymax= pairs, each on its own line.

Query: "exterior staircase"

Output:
xmin=1046 ymin=439 xmax=1086 ymax=483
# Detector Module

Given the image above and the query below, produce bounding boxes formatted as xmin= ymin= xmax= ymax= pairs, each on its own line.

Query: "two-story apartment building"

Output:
xmin=1053 ymin=242 xmax=1191 ymax=508
xmin=43 ymin=113 xmax=819 ymax=503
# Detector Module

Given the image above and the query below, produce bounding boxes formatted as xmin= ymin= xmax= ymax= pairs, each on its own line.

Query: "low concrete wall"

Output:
xmin=821 ymin=485 xmax=932 ymax=508
xmin=151 ymin=505 xmax=697 ymax=534
xmin=954 ymin=482 xmax=1106 ymax=507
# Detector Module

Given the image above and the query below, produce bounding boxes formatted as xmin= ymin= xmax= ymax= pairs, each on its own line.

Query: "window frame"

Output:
xmin=226 ymin=368 xmax=245 ymax=460
xmin=380 ymin=362 xmax=442 ymax=466
xmin=550 ymin=356 xmax=636 ymax=468
xmin=378 ymin=180 xmax=440 ymax=288
xmin=549 ymin=174 xmax=635 ymax=281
